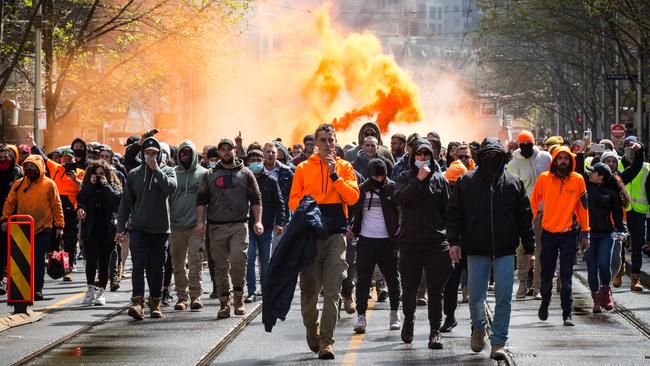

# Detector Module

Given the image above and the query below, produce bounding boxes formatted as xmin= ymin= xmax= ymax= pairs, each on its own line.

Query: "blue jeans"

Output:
xmin=129 ymin=230 xmax=169 ymax=298
xmin=586 ymin=233 xmax=615 ymax=292
xmin=627 ymin=211 xmax=646 ymax=274
xmin=34 ymin=230 xmax=52 ymax=294
xmin=467 ymin=255 xmax=514 ymax=347
xmin=540 ymin=231 xmax=576 ymax=319
xmin=246 ymin=229 xmax=273 ymax=295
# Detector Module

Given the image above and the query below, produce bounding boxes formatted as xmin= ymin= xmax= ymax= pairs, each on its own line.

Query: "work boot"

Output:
xmin=490 ymin=345 xmax=508 ymax=361
xmin=81 ymin=285 xmax=95 ymax=305
xmin=428 ymin=329 xmax=443 ymax=350
xmin=190 ymin=297 xmax=204 ymax=310
xmin=440 ymin=316 xmax=457 ymax=333
xmin=128 ymin=296 xmax=145 ymax=320
xmin=217 ymin=296 xmax=231 ymax=319
xmin=401 ymin=318 xmax=414 ymax=344
xmin=174 ymin=299 xmax=188 ymax=310
xmin=389 ymin=310 xmax=401 ymax=330
xmin=343 ymin=295 xmax=356 ymax=314
xmin=149 ymin=297 xmax=163 ymax=318
xmin=612 ymin=267 xmax=624 ymax=288
xmin=417 ymin=288 xmax=428 ymax=306
xmin=353 ymin=315 xmax=367 ymax=334
xmin=516 ymin=280 xmax=528 ymax=299
xmin=306 ymin=323 xmax=319 ymax=353
xmin=591 ymin=293 xmax=602 ymax=313
xmin=600 ymin=286 xmax=614 ymax=310
xmin=631 ymin=274 xmax=643 ymax=292
xmin=470 ymin=328 xmax=487 ymax=352
xmin=63 ymin=273 xmax=72 ymax=282
xmin=109 ymin=281 xmax=120 ymax=292
xmin=317 ymin=336 xmax=335 ymax=360
xmin=233 ymin=291 xmax=246 ymax=315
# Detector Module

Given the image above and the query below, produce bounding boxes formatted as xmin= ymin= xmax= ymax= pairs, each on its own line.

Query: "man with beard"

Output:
xmin=531 ymin=146 xmax=590 ymax=326
xmin=0 ymin=145 xmax=22 ymax=295
xmin=344 ymin=122 xmax=395 ymax=164
xmin=195 ymin=139 xmax=263 ymax=319
xmin=507 ymin=131 xmax=552 ymax=300
xmin=390 ymin=133 xmax=407 ymax=162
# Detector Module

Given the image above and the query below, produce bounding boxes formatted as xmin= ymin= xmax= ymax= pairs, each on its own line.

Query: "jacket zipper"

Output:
xmin=490 ymin=181 xmax=496 ymax=258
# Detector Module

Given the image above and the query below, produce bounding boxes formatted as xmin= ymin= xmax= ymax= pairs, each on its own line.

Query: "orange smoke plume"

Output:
xmin=297 ymin=5 xmax=423 ymax=140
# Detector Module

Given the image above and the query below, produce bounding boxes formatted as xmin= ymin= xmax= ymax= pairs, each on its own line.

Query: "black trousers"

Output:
xmin=85 ymin=220 xmax=115 ymax=289
xmin=399 ymin=243 xmax=453 ymax=329
xmin=163 ymin=245 xmax=172 ymax=288
xmin=61 ymin=196 xmax=79 ymax=266
xmin=443 ymin=256 xmax=465 ymax=318
xmin=355 ymin=237 xmax=400 ymax=315
xmin=109 ymin=243 xmax=121 ymax=284
xmin=341 ymin=236 xmax=357 ymax=298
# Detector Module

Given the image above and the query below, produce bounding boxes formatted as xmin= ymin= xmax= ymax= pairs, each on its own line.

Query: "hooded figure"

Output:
xmin=507 ymin=144 xmax=552 ymax=197
xmin=274 ymin=142 xmax=295 ymax=171
xmin=344 ymin=122 xmax=395 ymax=164
xmin=71 ymin=137 xmax=89 ymax=169
xmin=170 ymin=140 xmax=207 ymax=231
xmin=446 ymin=137 xmax=534 ymax=354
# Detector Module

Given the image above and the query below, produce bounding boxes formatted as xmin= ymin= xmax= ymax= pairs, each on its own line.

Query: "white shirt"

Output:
xmin=265 ymin=165 xmax=278 ymax=180
xmin=360 ymin=191 xmax=389 ymax=238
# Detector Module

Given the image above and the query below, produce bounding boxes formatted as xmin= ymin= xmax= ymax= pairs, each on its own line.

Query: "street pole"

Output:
xmin=33 ymin=2 xmax=42 ymax=146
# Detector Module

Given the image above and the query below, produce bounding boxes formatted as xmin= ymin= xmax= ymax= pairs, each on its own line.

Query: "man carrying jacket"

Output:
xmin=350 ymin=158 xmax=401 ymax=334
xmin=195 ymin=139 xmax=263 ymax=319
xmin=394 ymin=138 xmax=452 ymax=350
xmin=531 ymin=146 xmax=590 ymax=326
xmin=169 ymin=140 xmax=207 ymax=311
xmin=448 ymin=137 xmax=535 ymax=360
xmin=289 ymin=123 xmax=360 ymax=360
xmin=117 ymin=137 xmax=177 ymax=320
xmin=507 ymin=130 xmax=552 ymax=299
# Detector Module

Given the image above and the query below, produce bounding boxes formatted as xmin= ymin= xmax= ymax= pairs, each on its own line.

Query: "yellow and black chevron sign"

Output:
xmin=7 ymin=216 xmax=34 ymax=305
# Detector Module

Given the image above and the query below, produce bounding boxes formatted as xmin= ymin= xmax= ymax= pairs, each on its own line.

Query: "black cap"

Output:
xmin=218 ymin=138 xmax=235 ymax=149
xmin=207 ymin=147 xmax=219 ymax=159
xmin=368 ymin=158 xmax=387 ymax=177
xmin=586 ymin=162 xmax=612 ymax=178
xmin=125 ymin=136 xmax=140 ymax=146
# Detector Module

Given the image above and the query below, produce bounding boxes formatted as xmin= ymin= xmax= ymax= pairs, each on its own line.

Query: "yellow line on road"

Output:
xmin=341 ymin=296 xmax=376 ymax=366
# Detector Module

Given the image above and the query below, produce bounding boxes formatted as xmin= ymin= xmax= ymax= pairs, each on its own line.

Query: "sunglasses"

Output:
xmin=415 ymin=150 xmax=430 ymax=156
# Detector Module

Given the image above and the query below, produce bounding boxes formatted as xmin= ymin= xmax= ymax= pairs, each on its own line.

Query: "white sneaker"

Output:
xmin=353 ymin=315 xmax=367 ymax=334
xmin=389 ymin=310 xmax=401 ymax=330
xmin=94 ymin=288 xmax=106 ymax=306
xmin=81 ymin=285 xmax=95 ymax=305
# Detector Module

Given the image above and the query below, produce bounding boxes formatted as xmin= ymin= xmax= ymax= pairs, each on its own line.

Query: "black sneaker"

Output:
xmin=439 ymin=316 xmax=457 ymax=333
xmin=0 ymin=281 xmax=6 ymax=295
xmin=563 ymin=316 xmax=575 ymax=326
xmin=376 ymin=280 xmax=388 ymax=302
xmin=538 ymin=301 xmax=549 ymax=321
xmin=244 ymin=294 xmax=256 ymax=303
xmin=401 ymin=318 xmax=415 ymax=344
xmin=162 ymin=289 xmax=173 ymax=306
xmin=428 ymin=330 xmax=443 ymax=350
xmin=34 ymin=292 xmax=44 ymax=301
xmin=110 ymin=281 xmax=120 ymax=292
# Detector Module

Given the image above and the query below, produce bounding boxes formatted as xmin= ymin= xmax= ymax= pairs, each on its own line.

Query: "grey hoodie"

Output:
xmin=170 ymin=140 xmax=207 ymax=230
xmin=117 ymin=137 xmax=178 ymax=234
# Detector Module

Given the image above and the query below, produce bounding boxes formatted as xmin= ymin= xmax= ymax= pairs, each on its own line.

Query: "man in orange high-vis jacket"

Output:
xmin=531 ymin=146 xmax=590 ymax=326
xmin=289 ymin=123 xmax=360 ymax=360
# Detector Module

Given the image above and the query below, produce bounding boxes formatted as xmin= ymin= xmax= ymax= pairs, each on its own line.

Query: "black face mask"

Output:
xmin=369 ymin=178 xmax=385 ymax=190
xmin=73 ymin=149 xmax=85 ymax=158
xmin=25 ymin=169 xmax=39 ymax=181
xmin=520 ymin=143 xmax=534 ymax=159
xmin=480 ymin=155 xmax=504 ymax=177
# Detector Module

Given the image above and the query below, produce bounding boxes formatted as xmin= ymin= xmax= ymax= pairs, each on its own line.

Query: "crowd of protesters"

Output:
xmin=1 ymin=122 xmax=649 ymax=362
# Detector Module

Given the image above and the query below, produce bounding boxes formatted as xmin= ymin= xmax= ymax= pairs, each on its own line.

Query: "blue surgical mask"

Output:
xmin=249 ymin=162 xmax=264 ymax=174
xmin=208 ymin=161 xmax=218 ymax=169
xmin=414 ymin=160 xmax=430 ymax=169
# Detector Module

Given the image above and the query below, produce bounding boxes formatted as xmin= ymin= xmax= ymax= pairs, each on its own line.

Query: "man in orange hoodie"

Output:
xmin=289 ymin=123 xmax=360 ymax=360
xmin=530 ymin=146 xmax=590 ymax=326
xmin=1 ymin=155 xmax=64 ymax=300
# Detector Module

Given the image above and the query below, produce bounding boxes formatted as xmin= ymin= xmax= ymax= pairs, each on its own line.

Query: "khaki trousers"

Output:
xmin=169 ymin=228 xmax=204 ymax=300
xmin=208 ymin=222 xmax=248 ymax=297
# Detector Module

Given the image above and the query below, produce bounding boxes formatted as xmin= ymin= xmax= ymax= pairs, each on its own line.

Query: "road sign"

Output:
xmin=7 ymin=215 xmax=35 ymax=313
xmin=607 ymin=74 xmax=635 ymax=81
xmin=611 ymin=124 xmax=626 ymax=138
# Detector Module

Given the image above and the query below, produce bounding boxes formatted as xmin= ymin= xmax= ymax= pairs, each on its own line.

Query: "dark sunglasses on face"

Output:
xmin=415 ymin=150 xmax=430 ymax=156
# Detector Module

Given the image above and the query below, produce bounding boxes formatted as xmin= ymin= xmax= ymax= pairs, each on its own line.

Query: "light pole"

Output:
xmin=33 ymin=1 xmax=43 ymax=146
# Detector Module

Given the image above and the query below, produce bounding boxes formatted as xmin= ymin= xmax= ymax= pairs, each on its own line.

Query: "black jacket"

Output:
xmin=350 ymin=178 xmax=399 ymax=240
xmin=447 ymin=137 xmax=535 ymax=257
xmin=394 ymin=138 xmax=451 ymax=247
xmin=76 ymin=182 xmax=122 ymax=242
xmin=352 ymin=151 xmax=394 ymax=179
xmin=263 ymin=196 xmax=328 ymax=332
xmin=250 ymin=172 xmax=286 ymax=230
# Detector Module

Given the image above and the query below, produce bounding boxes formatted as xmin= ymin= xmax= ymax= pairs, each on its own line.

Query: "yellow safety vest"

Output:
xmin=619 ymin=160 xmax=650 ymax=214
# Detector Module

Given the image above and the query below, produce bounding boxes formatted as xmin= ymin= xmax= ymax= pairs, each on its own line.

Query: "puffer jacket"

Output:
xmin=447 ymin=137 xmax=535 ymax=257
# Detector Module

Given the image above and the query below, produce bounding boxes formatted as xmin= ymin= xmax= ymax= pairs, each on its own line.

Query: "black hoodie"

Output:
xmin=71 ymin=138 xmax=88 ymax=169
xmin=343 ymin=122 xmax=395 ymax=164
xmin=394 ymin=139 xmax=450 ymax=247
xmin=447 ymin=137 xmax=535 ymax=257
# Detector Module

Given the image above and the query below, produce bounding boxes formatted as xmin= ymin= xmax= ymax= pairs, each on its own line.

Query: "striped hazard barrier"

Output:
xmin=7 ymin=215 xmax=35 ymax=312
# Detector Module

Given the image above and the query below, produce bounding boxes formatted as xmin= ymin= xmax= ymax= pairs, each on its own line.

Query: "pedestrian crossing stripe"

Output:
xmin=7 ymin=216 xmax=34 ymax=305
